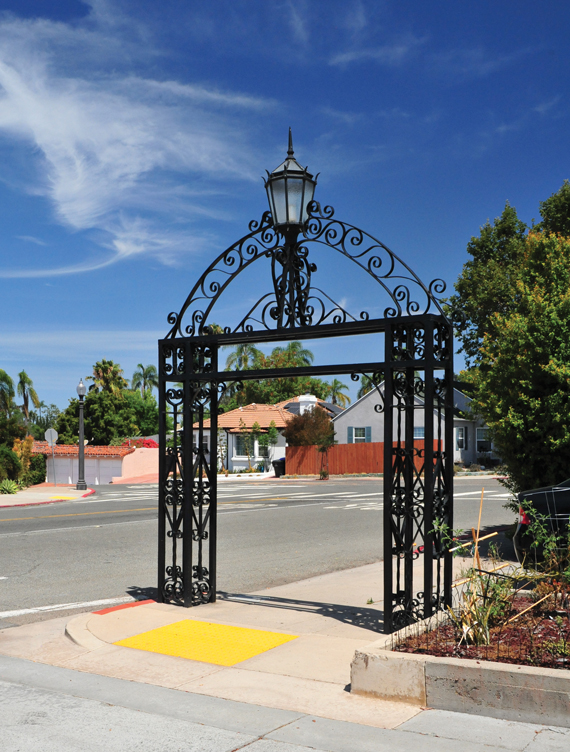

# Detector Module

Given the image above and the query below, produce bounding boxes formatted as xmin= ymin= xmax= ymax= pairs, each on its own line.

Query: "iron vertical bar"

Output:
xmin=444 ymin=324 xmax=454 ymax=607
xmin=404 ymin=329 xmax=415 ymax=623
xmin=423 ymin=324 xmax=435 ymax=619
xmin=157 ymin=343 xmax=166 ymax=602
xmin=383 ymin=323 xmax=394 ymax=633
xmin=183 ymin=343 xmax=193 ymax=607
xmin=209 ymin=343 xmax=219 ymax=603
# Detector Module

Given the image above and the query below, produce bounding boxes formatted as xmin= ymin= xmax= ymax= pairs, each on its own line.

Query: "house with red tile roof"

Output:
xmin=194 ymin=393 xmax=343 ymax=472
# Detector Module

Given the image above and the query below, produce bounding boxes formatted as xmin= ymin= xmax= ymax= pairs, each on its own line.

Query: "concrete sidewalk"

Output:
xmin=0 ymin=484 xmax=95 ymax=508
xmin=1 ymin=560 xmax=570 ymax=749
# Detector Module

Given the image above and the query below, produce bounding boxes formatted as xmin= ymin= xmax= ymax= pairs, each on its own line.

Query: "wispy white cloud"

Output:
xmin=329 ymin=35 xmax=426 ymax=67
xmin=16 ymin=235 xmax=47 ymax=246
xmin=0 ymin=329 xmax=163 ymax=362
xmin=0 ymin=7 xmax=275 ymax=278
xmin=430 ymin=47 xmax=531 ymax=79
xmin=286 ymin=0 xmax=309 ymax=45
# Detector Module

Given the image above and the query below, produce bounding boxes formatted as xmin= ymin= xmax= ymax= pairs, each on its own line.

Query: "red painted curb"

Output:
xmin=82 ymin=489 xmax=96 ymax=497
xmin=93 ymin=599 xmax=155 ymax=615
xmin=0 ymin=488 xmax=96 ymax=509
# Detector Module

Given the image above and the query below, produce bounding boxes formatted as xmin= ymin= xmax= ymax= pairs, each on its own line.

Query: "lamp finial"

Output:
xmin=287 ymin=127 xmax=294 ymax=157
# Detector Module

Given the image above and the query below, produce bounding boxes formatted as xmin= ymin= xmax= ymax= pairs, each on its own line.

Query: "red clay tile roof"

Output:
xmin=32 ymin=441 xmax=135 ymax=458
xmin=196 ymin=403 xmax=293 ymax=431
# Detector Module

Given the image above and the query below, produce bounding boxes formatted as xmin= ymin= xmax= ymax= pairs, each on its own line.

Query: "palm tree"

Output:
xmin=357 ymin=374 xmax=376 ymax=399
xmin=327 ymin=378 xmax=351 ymax=408
xmin=225 ymin=343 xmax=262 ymax=371
xmin=132 ymin=364 xmax=159 ymax=398
xmin=270 ymin=341 xmax=314 ymax=367
xmin=87 ymin=359 xmax=128 ymax=394
xmin=0 ymin=369 xmax=15 ymax=416
xmin=17 ymin=370 xmax=40 ymax=423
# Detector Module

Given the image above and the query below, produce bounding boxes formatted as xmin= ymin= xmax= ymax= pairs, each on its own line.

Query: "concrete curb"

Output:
xmin=0 ymin=488 xmax=95 ymax=508
xmin=65 ymin=612 xmax=108 ymax=651
xmin=351 ymin=634 xmax=570 ymax=727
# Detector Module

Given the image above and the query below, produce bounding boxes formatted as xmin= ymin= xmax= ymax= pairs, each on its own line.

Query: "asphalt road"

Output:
xmin=0 ymin=477 xmax=515 ymax=627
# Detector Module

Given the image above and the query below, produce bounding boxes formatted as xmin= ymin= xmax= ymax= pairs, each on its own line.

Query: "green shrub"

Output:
xmin=0 ymin=446 xmax=21 ymax=481
xmin=0 ymin=479 xmax=18 ymax=494
xmin=22 ymin=454 xmax=46 ymax=487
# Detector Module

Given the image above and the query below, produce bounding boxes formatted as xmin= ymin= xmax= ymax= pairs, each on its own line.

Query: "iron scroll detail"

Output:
xmin=165 ymin=204 xmax=448 ymax=338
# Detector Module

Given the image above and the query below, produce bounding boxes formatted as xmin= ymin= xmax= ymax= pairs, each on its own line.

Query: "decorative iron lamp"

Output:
xmin=264 ymin=128 xmax=317 ymax=230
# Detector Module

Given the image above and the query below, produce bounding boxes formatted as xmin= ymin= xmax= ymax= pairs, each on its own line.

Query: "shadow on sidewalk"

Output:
xmin=218 ymin=592 xmax=384 ymax=633
xmin=125 ymin=585 xmax=384 ymax=632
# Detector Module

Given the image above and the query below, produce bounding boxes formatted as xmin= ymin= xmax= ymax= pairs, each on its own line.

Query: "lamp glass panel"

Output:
xmin=287 ymin=178 xmax=303 ymax=224
xmin=301 ymin=180 xmax=315 ymax=222
xmin=271 ymin=179 xmax=287 ymax=226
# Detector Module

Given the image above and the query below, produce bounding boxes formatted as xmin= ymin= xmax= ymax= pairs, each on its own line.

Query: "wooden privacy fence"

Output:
xmin=285 ymin=441 xmax=441 ymax=476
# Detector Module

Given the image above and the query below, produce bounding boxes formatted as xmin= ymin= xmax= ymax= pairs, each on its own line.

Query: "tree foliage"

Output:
xmin=87 ymin=359 xmax=128 ymax=394
xmin=56 ymin=389 xmax=159 ymax=445
xmin=131 ymin=363 xmax=159 ymax=397
xmin=17 ymin=370 xmax=40 ymax=423
xmin=283 ymin=406 xmax=335 ymax=448
xmin=222 ymin=341 xmax=330 ymax=409
xmin=471 ymin=232 xmax=570 ymax=491
xmin=444 ymin=203 xmax=528 ymax=365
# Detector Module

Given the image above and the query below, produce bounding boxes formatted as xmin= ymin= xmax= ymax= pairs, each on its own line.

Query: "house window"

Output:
xmin=193 ymin=436 xmax=209 ymax=453
xmin=234 ymin=434 xmax=248 ymax=456
xmin=258 ymin=442 xmax=269 ymax=458
xmin=354 ymin=428 xmax=366 ymax=443
xmin=476 ymin=428 xmax=491 ymax=453
xmin=456 ymin=427 xmax=468 ymax=450
xmin=348 ymin=427 xmax=371 ymax=443
xmin=413 ymin=427 xmax=425 ymax=439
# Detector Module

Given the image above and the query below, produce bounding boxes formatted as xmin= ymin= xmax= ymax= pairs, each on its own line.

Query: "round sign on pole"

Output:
xmin=44 ymin=428 xmax=58 ymax=447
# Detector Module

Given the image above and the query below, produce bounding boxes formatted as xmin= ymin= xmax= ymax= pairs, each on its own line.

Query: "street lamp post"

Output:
xmin=76 ymin=379 xmax=87 ymax=490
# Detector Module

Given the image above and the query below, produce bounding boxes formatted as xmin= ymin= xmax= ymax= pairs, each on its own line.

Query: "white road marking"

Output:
xmin=453 ymin=491 xmax=501 ymax=497
xmin=0 ymin=596 xmax=134 ymax=620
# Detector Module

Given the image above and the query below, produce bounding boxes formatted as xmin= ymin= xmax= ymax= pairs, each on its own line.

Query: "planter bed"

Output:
xmin=350 ymin=599 xmax=570 ymax=726
xmin=396 ymin=596 xmax=570 ymax=670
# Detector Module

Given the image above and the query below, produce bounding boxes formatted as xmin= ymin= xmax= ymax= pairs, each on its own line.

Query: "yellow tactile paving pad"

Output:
xmin=114 ymin=620 xmax=298 ymax=666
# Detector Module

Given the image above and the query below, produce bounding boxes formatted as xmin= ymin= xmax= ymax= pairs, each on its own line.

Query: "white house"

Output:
xmin=332 ymin=386 xmax=499 ymax=466
xmin=194 ymin=393 xmax=341 ymax=472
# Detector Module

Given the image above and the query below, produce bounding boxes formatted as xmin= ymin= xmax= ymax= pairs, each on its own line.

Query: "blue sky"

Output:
xmin=1 ymin=0 xmax=569 ymax=410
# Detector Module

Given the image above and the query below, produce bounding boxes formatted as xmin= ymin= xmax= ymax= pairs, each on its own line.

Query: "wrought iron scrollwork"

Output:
xmin=164 ymin=203 xmax=448 ymax=338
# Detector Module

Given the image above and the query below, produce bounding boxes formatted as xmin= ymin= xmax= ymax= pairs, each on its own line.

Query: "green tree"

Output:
xmin=16 ymin=370 xmax=40 ymax=424
xmin=536 ymin=179 xmax=570 ymax=238
xmin=444 ymin=203 xmax=528 ymax=365
xmin=224 ymin=343 xmax=262 ymax=371
xmin=471 ymin=232 xmax=570 ymax=492
xmin=258 ymin=420 xmax=279 ymax=470
xmin=327 ymin=378 xmax=351 ymax=407
xmin=56 ymin=390 xmax=159 ymax=445
xmin=0 ymin=370 xmax=15 ymax=416
xmin=283 ymin=406 xmax=335 ymax=447
xmin=131 ymin=363 xmax=159 ymax=398
xmin=86 ymin=359 xmax=128 ymax=394
xmin=222 ymin=342 xmax=329 ymax=409
xmin=269 ymin=341 xmax=314 ymax=367
xmin=357 ymin=374 xmax=375 ymax=399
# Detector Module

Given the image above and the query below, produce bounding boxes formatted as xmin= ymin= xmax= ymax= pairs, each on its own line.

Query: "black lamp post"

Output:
xmin=263 ymin=129 xmax=318 ymax=328
xmin=76 ymin=379 xmax=87 ymax=490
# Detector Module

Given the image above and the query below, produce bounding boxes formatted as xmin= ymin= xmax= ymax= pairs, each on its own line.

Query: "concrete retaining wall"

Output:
xmin=351 ymin=636 xmax=570 ymax=727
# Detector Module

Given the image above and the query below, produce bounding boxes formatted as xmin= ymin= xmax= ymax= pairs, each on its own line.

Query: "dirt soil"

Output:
xmin=396 ymin=596 xmax=570 ymax=669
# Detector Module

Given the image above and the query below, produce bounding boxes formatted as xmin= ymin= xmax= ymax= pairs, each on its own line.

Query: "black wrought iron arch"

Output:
xmin=158 ymin=168 xmax=453 ymax=633
xmin=165 ymin=201 xmax=448 ymax=340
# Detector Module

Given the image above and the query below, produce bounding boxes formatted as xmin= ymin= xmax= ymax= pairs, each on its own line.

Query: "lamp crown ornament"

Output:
xmin=264 ymin=128 xmax=318 ymax=230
